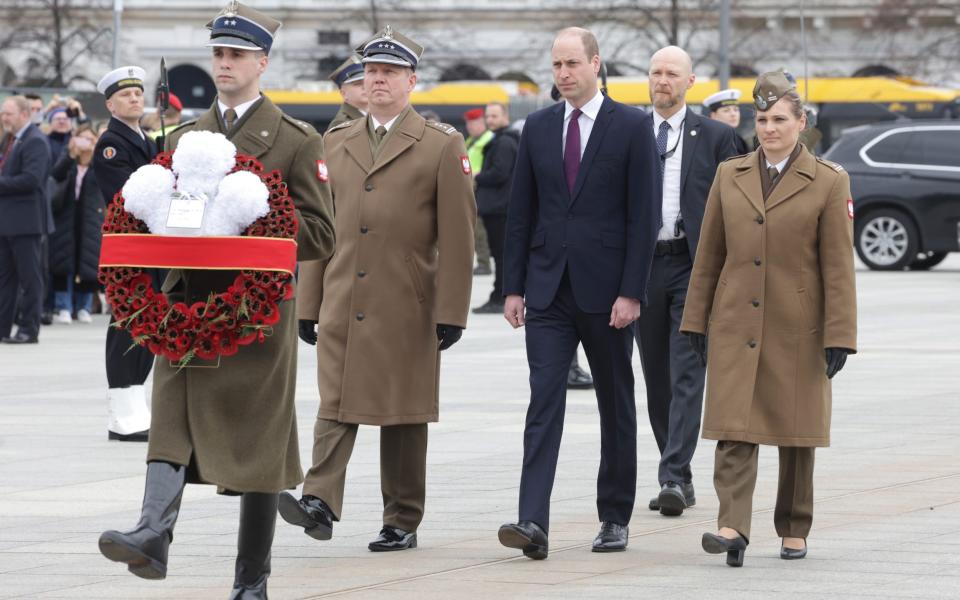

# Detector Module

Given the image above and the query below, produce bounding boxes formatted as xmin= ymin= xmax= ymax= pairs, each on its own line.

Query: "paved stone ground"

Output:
xmin=2 ymin=256 xmax=959 ymax=599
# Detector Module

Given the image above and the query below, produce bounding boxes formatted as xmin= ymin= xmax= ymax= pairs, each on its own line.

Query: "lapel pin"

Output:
xmin=261 ymin=130 xmax=269 ymax=137
xmin=690 ymin=130 xmax=697 ymax=136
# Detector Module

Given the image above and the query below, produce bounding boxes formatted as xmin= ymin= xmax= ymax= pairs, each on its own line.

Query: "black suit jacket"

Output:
xmin=92 ymin=117 xmax=157 ymax=206
xmin=676 ymin=108 xmax=741 ymax=261
xmin=504 ymin=95 xmax=660 ymax=312
xmin=0 ymin=123 xmax=52 ymax=236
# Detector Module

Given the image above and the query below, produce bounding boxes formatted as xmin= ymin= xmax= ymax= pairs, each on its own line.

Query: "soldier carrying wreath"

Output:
xmin=95 ymin=3 xmax=335 ymax=597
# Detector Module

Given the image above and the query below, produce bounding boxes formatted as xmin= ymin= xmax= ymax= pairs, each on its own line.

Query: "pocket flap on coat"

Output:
xmin=529 ymin=231 xmax=546 ymax=248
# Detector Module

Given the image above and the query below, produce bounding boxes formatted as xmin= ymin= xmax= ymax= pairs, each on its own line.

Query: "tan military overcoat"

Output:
xmin=680 ymin=147 xmax=857 ymax=447
xmin=298 ymin=107 xmax=476 ymax=425
xmin=147 ymin=96 xmax=335 ymax=493
xmin=326 ymin=102 xmax=364 ymax=133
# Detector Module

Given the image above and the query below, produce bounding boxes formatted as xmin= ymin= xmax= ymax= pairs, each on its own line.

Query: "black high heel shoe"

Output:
xmin=702 ymin=532 xmax=748 ymax=567
xmin=780 ymin=540 xmax=807 ymax=560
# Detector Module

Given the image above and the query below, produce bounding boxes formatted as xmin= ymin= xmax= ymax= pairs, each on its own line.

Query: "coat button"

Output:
xmin=748 ymin=340 xmax=757 ymax=348
xmin=356 ymin=312 xmax=365 ymax=321
xmin=756 ymin=216 xmax=764 ymax=224
xmin=365 ymin=183 xmax=374 ymax=192
xmin=358 ymin=270 xmax=366 ymax=278
xmin=360 ymin=225 xmax=368 ymax=234
xmin=751 ymin=299 xmax=760 ymax=307
xmin=754 ymin=257 xmax=762 ymax=266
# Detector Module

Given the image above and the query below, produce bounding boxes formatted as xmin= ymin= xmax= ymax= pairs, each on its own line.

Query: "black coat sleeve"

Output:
xmin=474 ymin=134 xmax=518 ymax=188
xmin=92 ymin=135 xmax=138 ymax=205
xmin=0 ymin=136 xmax=50 ymax=195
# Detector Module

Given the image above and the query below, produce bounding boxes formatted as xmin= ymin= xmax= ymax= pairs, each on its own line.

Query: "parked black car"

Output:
xmin=822 ymin=120 xmax=960 ymax=270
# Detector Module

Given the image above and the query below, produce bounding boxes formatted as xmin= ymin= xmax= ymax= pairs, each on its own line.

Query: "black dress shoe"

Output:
xmin=1 ymin=331 xmax=38 ymax=344
xmin=277 ymin=493 xmax=333 ymax=540
xmin=780 ymin=541 xmax=808 ymax=560
xmin=498 ymin=520 xmax=548 ymax=560
xmin=657 ymin=481 xmax=688 ymax=516
xmin=41 ymin=312 xmax=53 ymax=326
xmin=472 ymin=300 xmax=505 ymax=314
xmin=592 ymin=522 xmax=628 ymax=552
xmin=108 ymin=429 xmax=149 ymax=442
xmin=702 ymin=532 xmax=748 ymax=567
xmin=566 ymin=364 xmax=594 ymax=389
xmin=368 ymin=526 xmax=417 ymax=552
xmin=650 ymin=481 xmax=696 ymax=511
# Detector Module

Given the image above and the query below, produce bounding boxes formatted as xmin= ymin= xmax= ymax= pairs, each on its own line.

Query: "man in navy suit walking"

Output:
xmin=498 ymin=27 xmax=660 ymax=559
xmin=0 ymin=95 xmax=52 ymax=344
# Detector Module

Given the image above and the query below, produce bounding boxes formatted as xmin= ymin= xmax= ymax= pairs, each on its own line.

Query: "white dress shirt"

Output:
xmin=561 ymin=90 xmax=604 ymax=159
xmin=218 ymin=95 xmax=261 ymax=123
xmin=371 ymin=113 xmax=400 ymax=132
xmin=765 ymin=156 xmax=790 ymax=174
xmin=653 ymin=105 xmax=686 ymax=241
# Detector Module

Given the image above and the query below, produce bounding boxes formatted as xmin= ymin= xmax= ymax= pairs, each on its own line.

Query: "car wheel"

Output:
xmin=855 ymin=209 xmax=919 ymax=271
xmin=909 ymin=251 xmax=948 ymax=271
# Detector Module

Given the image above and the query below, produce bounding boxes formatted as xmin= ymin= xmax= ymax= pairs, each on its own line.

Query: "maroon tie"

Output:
xmin=564 ymin=108 xmax=582 ymax=194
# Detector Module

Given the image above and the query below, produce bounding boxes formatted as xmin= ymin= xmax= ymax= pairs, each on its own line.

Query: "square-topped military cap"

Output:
xmin=329 ymin=54 xmax=365 ymax=88
xmin=207 ymin=1 xmax=282 ymax=55
xmin=753 ymin=70 xmax=796 ymax=112
xmin=356 ymin=26 xmax=423 ymax=70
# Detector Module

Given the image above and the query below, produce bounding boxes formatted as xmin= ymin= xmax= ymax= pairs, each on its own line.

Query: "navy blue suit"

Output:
xmin=0 ymin=123 xmax=52 ymax=339
xmin=504 ymin=95 xmax=659 ymax=532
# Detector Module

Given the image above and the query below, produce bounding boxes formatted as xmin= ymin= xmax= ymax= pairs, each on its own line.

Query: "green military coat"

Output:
xmin=148 ymin=95 xmax=335 ymax=493
xmin=298 ymin=107 xmax=476 ymax=425
xmin=680 ymin=147 xmax=857 ymax=447
xmin=326 ymin=102 xmax=364 ymax=133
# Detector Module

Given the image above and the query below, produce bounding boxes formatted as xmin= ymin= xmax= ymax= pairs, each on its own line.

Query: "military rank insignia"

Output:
xmin=102 ymin=146 xmax=117 ymax=160
xmin=316 ymin=160 xmax=329 ymax=182
xmin=460 ymin=155 xmax=471 ymax=175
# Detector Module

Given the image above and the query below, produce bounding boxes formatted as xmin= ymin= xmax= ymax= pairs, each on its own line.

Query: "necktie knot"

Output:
xmin=375 ymin=125 xmax=387 ymax=141
xmin=659 ymin=121 xmax=671 ymax=134
xmin=223 ymin=108 xmax=238 ymax=130
xmin=768 ymin=166 xmax=780 ymax=181
xmin=570 ymin=108 xmax=582 ymax=121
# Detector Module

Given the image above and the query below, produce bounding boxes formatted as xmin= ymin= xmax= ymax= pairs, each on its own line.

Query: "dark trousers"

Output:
xmin=481 ymin=213 xmax=506 ymax=303
xmin=0 ymin=234 xmax=43 ymax=339
xmin=714 ymin=441 xmax=816 ymax=541
xmin=635 ymin=251 xmax=705 ymax=485
xmin=105 ymin=268 xmax=163 ymax=388
xmin=519 ymin=272 xmax=637 ymax=532
xmin=302 ymin=419 xmax=428 ymax=533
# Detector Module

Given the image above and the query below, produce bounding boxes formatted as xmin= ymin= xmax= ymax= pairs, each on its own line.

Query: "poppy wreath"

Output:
xmin=98 ymin=151 xmax=299 ymax=367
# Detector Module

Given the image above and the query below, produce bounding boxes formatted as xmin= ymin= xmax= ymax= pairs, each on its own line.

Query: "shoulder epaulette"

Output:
xmin=721 ymin=152 xmax=750 ymax=163
xmin=324 ymin=119 xmax=357 ymax=136
xmin=425 ymin=121 xmax=457 ymax=136
xmin=170 ymin=119 xmax=198 ymax=133
xmin=280 ymin=114 xmax=315 ymax=135
xmin=816 ymin=157 xmax=845 ymax=173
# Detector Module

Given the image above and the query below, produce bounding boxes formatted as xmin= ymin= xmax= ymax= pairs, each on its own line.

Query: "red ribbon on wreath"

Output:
xmin=98 ymin=152 xmax=299 ymax=367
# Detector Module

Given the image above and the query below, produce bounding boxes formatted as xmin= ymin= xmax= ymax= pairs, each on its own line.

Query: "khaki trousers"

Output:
xmin=713 ymin=441 xmax=815 ymax=541
xmin=475 ymin=218 xmax=490 ymax=267
xmin=302 ymin=419 xmax=428 ymax=532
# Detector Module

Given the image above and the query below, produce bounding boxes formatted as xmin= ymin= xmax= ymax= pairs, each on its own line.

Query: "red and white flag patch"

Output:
xmin=847 ymin=198 xmax=854 ymax=220
xmin=460 ymin=155 xmax=472 ymax=175
xmin=316 ymin=160 xmax=329 ymax=183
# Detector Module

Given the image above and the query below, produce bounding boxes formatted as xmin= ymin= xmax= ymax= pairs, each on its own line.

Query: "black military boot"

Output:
xmin=98 ymin=461 xmax=187 ymax=579
xmin=228 ymin=492 xmax=279 ymax=599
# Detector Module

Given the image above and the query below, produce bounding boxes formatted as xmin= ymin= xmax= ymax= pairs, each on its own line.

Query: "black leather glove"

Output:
xmin=298 ymin=319 xmax=318 ymax=345
xmin=825 ymin=347 xmax=850 ymax=379
xmin=686 ymin=332 xmax=707 ymax=367
xmin=436 ymin=324 xmax=463 ymax=351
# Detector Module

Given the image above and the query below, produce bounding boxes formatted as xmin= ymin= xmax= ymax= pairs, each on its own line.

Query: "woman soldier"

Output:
xmin=680 ymin=70 xmax=857 ymax=567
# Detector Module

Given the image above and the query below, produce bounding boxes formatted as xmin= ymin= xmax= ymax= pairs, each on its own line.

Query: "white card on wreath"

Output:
xmin=166 ymin=191 xmax=207 ymax=232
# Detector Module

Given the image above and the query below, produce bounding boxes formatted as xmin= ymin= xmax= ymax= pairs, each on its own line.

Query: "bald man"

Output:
xmin=637 ymin=46 xmax=740 ymax=516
